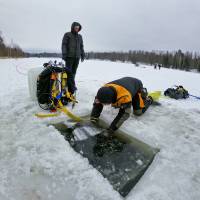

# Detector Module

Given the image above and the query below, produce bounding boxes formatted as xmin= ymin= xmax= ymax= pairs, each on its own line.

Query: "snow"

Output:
xmin=0 ymin=58 xmax=200 ymax=200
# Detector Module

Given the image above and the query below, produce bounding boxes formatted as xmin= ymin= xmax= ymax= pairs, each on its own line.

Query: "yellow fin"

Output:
xmin=148 ymin=91 xmax=162 ymax=101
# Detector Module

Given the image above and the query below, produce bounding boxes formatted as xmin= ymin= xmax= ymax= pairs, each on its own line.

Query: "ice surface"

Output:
xmin=0 ymin=58 xmax=200 ymax=200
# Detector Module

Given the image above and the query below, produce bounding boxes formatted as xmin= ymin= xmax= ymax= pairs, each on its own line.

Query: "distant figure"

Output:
xmin=62 ymin=22 xmax=85 ymax=94
xmin=158 ymin=64 xmax=162 ymax=70
xmin=90 ymin=77 xmax=153 ymax=136
xmin=154 ymin=64 xmax=157 ymax=69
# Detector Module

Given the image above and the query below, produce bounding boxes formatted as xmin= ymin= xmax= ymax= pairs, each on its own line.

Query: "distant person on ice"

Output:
xmin=90 ymin=77 xmax=153 ymax=135
xmin=62 ymin=22 xmax=85 ymax=94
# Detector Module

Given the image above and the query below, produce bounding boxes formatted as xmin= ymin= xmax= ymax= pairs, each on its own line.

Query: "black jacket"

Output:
xmin=62 ymin=22 xmax=85 ymax=60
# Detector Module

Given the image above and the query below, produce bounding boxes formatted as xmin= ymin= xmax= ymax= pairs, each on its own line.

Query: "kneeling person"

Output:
xmin=90 ymin=77 xmax=153 ymax=134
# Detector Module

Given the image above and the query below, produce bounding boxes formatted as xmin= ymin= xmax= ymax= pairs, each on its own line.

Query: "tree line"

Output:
xmin=87 ymin=50 xmax=200 ymax=72
xmin=0 ymin=31 xmax=25 ymax=57
xmin=26 ymin=52 xmax=62 ymax=58
xmin=1 ymin=29 xmax=200 ymax=72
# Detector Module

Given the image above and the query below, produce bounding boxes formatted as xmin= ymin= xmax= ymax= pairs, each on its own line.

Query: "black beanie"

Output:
xmin=96 ymin=87 xmax=115 ymax=104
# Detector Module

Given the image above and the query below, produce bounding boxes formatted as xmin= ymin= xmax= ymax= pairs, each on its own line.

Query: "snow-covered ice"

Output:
xmin=0 ymin=58 xmax=200 ymax=200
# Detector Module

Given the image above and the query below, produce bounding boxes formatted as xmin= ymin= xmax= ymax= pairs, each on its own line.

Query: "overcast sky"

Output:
xmin=0 ymin=0 xmax=200 ymax=53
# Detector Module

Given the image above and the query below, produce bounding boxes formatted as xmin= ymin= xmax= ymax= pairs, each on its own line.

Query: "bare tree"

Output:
xmin=0 ymin=31 xmax=25 ymax=58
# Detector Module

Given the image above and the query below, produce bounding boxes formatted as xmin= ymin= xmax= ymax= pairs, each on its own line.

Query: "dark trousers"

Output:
xmin=65 ymin=57 xmax=80 ymax=94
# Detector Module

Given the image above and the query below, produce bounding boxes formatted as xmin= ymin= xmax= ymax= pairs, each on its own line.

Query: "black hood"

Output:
xmin=96 ymin=87 xmax=116 ymax=104
xmin=71 ymin=22 xmax=82 ymax=33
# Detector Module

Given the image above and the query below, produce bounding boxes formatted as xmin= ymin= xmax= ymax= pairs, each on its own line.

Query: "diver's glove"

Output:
xmin=107 ymin=128 xmax=115 ymax=134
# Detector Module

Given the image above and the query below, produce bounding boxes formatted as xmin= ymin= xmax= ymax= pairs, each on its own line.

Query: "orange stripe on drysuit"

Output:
xmin=105 ymin=83 xmax=145 ymax=109
xmin=104 ymin=83 xmax=132 ymax=107
xmin=138 ymin=93 xmax=145 ymax=108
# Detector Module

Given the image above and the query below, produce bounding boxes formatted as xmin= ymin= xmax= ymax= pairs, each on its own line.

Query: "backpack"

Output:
xmin=37 ymin=62 xmax=64 ymax=109
xmin=164 ymin=86 xmax=189 ymax=99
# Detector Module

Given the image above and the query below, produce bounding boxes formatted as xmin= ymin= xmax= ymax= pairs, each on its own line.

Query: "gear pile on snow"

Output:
xmin=164 ymin=85 xmax=189 ymax=99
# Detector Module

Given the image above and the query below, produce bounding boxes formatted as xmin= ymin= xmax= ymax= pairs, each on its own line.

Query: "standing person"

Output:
xmin=90 ymin=77 xmax=153 ymax=135
xmin=62 ymin=22 xmax=85 ymax=94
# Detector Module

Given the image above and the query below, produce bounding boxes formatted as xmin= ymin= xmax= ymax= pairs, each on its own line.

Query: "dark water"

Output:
xmin=52 ymin=122 xmax=158 ymax=197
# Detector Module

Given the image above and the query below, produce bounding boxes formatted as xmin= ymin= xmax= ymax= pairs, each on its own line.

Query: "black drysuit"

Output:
xmin=91 ymin=77 xmax=151 ymax=131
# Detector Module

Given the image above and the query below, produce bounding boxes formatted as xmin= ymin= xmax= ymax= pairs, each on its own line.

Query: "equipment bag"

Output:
xmin=36 ymin=61 xmax=77 ymax=110
xmin=37 ymin=62 xmax=63 ymax=109
xmin=164 ymin=86 xmax=189 ymax=99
